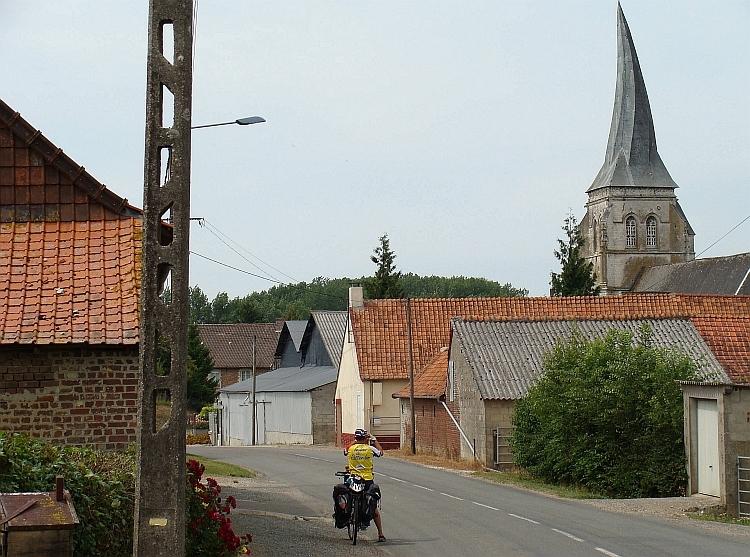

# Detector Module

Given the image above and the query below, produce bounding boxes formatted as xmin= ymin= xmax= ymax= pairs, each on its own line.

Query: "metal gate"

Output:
xmin=493 ymin=427 xmax=513 ymax=469
xmin=738 ymin=456 xmax=750 ymax=519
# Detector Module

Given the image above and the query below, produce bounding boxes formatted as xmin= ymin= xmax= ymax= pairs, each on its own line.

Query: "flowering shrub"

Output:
xmin=186 ymin=433 xmax=212 ymax=445
xmin=186 ymin=459 xmax=252 ymax=556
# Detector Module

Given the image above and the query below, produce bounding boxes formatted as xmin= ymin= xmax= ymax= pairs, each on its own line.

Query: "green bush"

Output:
xmin=0 ymin=432 xmax=135 ymax=556
xmin=0 ymin=433 xmax=251 ymax=556
xmin=509 ymin=325 xmax=703 ymax=498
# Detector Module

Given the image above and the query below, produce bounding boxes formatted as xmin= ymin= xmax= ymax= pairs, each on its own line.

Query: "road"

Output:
xmin=187 ymin=445 xmax=749 ymax=557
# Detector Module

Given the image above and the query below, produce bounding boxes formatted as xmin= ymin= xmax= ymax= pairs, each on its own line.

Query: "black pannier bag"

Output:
xmin=332 ymin=484 xmax=350 ymax=528
xmin=364 ymin=483 xmax=381 ymax=520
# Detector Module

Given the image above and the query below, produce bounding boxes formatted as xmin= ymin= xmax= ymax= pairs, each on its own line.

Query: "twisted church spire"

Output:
xmin=588 ymin=3 xmax=677 ymax=192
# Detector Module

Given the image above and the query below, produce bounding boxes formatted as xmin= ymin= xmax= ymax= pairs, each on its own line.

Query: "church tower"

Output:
xmin=580 ymin=3 xmax=695 ymax=295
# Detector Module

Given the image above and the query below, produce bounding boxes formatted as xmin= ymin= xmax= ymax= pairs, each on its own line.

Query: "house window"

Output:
xmin=240 ymin=369 xmax=251 ymax=382
xmin=448 ymin=360 xmax=455 ymax=402
xmin=646 ymin=216 xmax=657 ymax=248
xmin=626 ymin=216 xmax=636 ymax=248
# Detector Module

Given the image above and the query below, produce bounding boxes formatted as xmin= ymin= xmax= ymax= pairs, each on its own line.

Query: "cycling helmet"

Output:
xmin=354 ymin=428 xmax=369 ymax=439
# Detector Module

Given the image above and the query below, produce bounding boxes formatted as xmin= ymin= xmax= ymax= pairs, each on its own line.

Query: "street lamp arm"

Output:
xmin=191 ymin=116 xmax=266 ymax=129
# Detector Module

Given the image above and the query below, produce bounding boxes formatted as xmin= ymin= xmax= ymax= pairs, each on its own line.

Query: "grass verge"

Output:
xmin=686 ymin=509 xmax=750 ymax=527
xmin=186 ymin=453 xmax=257 ymax=478
xmin=472 ymin=469 xmax=603 ymax=499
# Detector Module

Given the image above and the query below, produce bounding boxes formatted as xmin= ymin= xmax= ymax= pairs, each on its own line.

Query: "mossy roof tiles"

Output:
xmin=350 ymin=295 xmax=750 ymax=384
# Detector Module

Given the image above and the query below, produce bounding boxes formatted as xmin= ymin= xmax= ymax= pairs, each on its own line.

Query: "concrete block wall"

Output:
xmin=723 ymin=385 xmax=750 ymax=518
xmin=311 ymin=383 xmax=336 ymax=444
xmin=0 ymin=345 xmax=139 ymax=450
xmin=452 ymin=341 xmax=486 ymax=463
xmin=484 ymin=399 xmax=517 ymax=469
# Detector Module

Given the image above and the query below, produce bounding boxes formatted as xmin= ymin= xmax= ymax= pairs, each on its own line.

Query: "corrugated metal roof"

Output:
xmin=311 ymin=310 xmax=347 ymax=368
xmin=221 ymin=365 xmax=337 ymax=393
xmin=286 ymin=320 xmax=308 ymax=351
xmin=452 ymin=318 xmax=729 ymax=401
xmin=632 ymin=253 xmax=750 ymax=295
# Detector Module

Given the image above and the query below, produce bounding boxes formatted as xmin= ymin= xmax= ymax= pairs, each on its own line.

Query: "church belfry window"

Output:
xmin=646 ymin=216 xmax=657 ymax=248
xmin=626 ymin=216 xmax=636 ymax=248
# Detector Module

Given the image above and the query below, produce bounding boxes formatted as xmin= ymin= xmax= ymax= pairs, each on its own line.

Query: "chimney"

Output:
xmin=274 ymin=317 xmax=286 ymax=333
xmin=349 ymin=284 xmax=364 ymax=312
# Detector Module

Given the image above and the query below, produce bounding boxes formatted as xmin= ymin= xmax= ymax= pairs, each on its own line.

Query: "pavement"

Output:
xmin=216 ymin=475 xmax=388 ymax=556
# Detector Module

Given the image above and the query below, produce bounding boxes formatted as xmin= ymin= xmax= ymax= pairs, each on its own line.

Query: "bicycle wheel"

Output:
xmin=351 ymin=495 xmax=359 ymax=545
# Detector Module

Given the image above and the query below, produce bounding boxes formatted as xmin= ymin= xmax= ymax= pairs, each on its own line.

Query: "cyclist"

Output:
xmin=344 ymin=428 xmax=386 ymax=542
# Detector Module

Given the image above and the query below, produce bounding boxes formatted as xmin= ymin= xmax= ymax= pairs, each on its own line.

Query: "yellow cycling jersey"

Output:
xmin=345 ymin=442 xmax=381 ymax=481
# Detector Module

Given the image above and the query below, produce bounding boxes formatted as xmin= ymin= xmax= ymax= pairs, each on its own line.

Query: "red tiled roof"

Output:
xmin=0 ymin=98 xmax=143 ymax=346
xmin=0 ymin=219 xmax=141 ymax=344
xmin=393 ymin=349 xmax=448 ymax=399
xmin=351 ymin=295 xmax=750 ymax=384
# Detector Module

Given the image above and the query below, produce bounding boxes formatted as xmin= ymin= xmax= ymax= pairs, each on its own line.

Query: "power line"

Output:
xmin=189 ymin=251 xmax=349 ymax=303
xmin=696 ymin=214 xmax=750 ymax=258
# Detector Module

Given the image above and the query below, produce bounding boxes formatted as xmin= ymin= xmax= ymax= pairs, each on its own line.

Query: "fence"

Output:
xmin=493 ymin=427 xmax=513 ymax=469
xmin=738 ymin=456 xmax=750 ymax=519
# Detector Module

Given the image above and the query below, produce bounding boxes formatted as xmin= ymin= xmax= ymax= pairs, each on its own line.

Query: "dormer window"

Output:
xmin=646 ymin=216 xmax=657 ymax=248
xmin=626 ymin=216 xmax=637 ymax=248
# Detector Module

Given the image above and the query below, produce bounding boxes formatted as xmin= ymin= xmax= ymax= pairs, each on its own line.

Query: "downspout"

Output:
xmin=440 ymin=400 xmax=475 ymax=460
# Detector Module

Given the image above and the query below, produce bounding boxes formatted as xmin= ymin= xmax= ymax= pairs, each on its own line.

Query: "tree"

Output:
xmin=230 ymin=297 xmax=263 ymax=323
xmin=189 ymin=286 xmax=213 ymax=324
xmin=365 ymin=233 xmax=405 ymax=299
xmin=550 ymin=212 xmax=600 ymax=296
xmin=186 ymin=324 xmax=217 ymax=411
xmin=509 ymin=325 xmax=703 ymax=497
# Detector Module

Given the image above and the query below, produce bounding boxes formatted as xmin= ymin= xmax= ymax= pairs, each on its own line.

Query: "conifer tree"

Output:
xmin=550 ymin=212 xmax=600 ymax=297
xmin=365 ymin=233 xmax=405 ymax=299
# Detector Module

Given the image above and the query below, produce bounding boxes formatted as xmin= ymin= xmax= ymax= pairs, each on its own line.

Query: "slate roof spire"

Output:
xmin=588 ymin=3 xmax=678 ymax=192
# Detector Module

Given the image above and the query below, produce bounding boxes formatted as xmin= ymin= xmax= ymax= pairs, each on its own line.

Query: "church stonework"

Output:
xmin=580 ymin=4 xmax=694 ymax=295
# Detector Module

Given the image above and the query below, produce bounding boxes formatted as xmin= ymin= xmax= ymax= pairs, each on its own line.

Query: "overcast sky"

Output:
xmin=3 ymin=1 xmax=748 ymax=299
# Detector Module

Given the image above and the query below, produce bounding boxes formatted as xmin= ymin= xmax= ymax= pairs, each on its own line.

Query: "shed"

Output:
xmin=448 ymin=317 xmax=727 ymax=469
xmin=218 ymin=365 xmax=337 ymax=445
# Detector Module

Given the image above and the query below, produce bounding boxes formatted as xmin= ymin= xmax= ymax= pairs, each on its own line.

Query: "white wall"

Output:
xmin=220 ymin=390 xmax=312 ymax=445
xmin=336 ymin=313 xmax=365 ymax=435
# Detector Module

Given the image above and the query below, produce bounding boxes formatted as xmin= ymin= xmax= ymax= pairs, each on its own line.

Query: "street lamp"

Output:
xmin=191 ymin=116 xmax=266 ymax=129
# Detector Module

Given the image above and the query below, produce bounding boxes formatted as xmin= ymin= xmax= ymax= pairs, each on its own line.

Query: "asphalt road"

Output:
xmin=187 ymin=445 xmax=750 ymax=557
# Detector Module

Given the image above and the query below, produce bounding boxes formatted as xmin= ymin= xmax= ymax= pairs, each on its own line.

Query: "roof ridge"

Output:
xmin=0 ymin=97 xmax=142 ymax=218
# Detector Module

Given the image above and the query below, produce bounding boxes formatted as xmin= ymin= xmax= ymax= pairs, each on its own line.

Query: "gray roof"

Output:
xmin=221 ymin=365 xmax=338 ymax=393
xmin=632 ymin=253 xmax=750 ymax=295
xmin=588 ymin=4 xmax=678 ymax=193
xmin=285 ymin=320 xmax=308 ymax=352
xmin=196 ymin=323 xmax=280 ymax=369
xmin=452 ymin=318 xmax=728 ymax=401
xmin=310 ymin=310 xmax=348 ymax=368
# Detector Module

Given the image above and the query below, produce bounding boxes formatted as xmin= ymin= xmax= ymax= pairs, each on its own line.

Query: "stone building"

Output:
xmin=0 ymin=98 xmax=143 ymax=450
xmin=579 ymin=4 xmax=695 ymax=295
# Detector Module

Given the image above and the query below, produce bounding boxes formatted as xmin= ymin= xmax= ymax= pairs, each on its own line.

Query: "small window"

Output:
xmin=448 ymin=360 xmax=455 ymax=402
xmin=240 ymin=369 xmax=252 ymax=382
xmin=646 ymin=216 xmax=657 ymax=248
xmin=626 ymin=216 xmax=637 ymax=248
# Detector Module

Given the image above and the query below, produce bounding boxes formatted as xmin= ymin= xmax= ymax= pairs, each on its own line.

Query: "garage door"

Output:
xmin=696 ymin=398 xmax=720 ymax=497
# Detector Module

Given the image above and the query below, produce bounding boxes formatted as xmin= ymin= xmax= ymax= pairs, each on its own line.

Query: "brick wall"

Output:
xmin=0 ymin=344 xmax=139 ymax=450
xmin=400 ymin=398 xmax=461 ymax=460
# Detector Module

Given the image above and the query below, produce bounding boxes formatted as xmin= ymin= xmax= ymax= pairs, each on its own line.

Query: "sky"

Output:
xmin=3 ymin=1 xmax=748 ymax=299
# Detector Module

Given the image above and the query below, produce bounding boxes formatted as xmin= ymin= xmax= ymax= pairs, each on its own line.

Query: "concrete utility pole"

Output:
xmin=406 ymin=298 xmax=416 ymax=454
xmin=251 ymin=335 xmax=257 ymax=446
xmin=133 ymin=1 xmax=193 ymax=555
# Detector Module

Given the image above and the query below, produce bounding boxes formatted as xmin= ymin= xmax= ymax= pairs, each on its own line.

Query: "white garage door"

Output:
xmin=696 ymin=398 xmax=720 ymax=497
